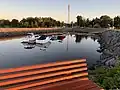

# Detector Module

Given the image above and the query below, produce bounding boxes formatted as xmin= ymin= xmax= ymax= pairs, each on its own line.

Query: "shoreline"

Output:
xmin=0 ymin=28 xmax=63 ymax=37
xmin=0 ymin=27 xmax=110 ymax=38
xmin=0 ymin=28 xmax=61 ymax=32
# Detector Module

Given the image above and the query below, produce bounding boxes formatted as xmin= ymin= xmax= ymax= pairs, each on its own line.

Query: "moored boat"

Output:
xmin=36 ymin=35 xmax=51 ymax=44
xmin=50 ymin=35 xmax=66 ymax=42
xmin=21 ymin=33 xmax=36 ymax=44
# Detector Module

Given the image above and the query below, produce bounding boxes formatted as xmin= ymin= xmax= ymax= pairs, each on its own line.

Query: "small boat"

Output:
xmin=21 ymin=33 xmax=36 ymax=44
xmin=50 ymin=35 xmax=65 ymax=42
xmin=36 ymin=35 xmax=51 ymax=44
xmin=57 ymin=35 xmax=66 ymax=40
xmin=22 ymin=43 xmax=35 ymax=49
xmin=34 ymin=34 xmax=41 ymax=39
xmin=36 ymin=41 xmax=51 ymax=51
xmin=50 ymin=35 xmax=58 ymax=41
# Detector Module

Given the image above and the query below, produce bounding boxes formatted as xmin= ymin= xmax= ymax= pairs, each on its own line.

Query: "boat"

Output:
xmin=36 ymin=41 xmax=51 ymax=51
xmin=34 ymin=34 xmax=41 ymax=39
xmin=21 ymin=33 xmax=36 ymax=44
xmin=50 ymin=35 xmax=66 ymax=42
xmin=50 ymin=35 xmax=58 ymax=41
xmin=57 ymin=35 xmax=66 ymax=40
xmin=36 ymin=35 xmax=51 ymax=44
xmin=22 ymin=43 xmax=35 ymax=49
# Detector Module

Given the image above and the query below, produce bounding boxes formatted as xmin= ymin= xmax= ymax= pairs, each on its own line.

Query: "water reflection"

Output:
xmin=36 ymin=42 xmax=51 ymax=51
xmin=75 ymin=35 xmax=88 ymax=43
xmin=22 ymin=42 xmax=52 ymax=51
xmin=21 ymin=34 xmax=96 ymax=51
xmin=0 ymin=33 xmax=100 ymax=69
xmin=22 ymin=43 xmax=35 ymax=49
xmin=75 ymin=34 xmax=98 ymax=43
xmin=21 ymin=34 xmax=66 ymax=51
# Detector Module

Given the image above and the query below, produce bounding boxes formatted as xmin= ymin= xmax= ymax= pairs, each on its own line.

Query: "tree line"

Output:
xmin=0 ymin=17 xmax=65 ymax=28
xmin=1 ymin=15 xmax=120 ymax=28
xmin=76 ymin=15 xmax=120 ymax=29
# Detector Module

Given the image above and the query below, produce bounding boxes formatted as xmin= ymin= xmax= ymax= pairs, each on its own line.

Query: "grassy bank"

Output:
xmin=89 ymin=63 xmax=120 ymax=89
xmin=0 ymin=28 xmax=63 ymax=37
xmin=0 ymin=28 xmax=61 ymax=32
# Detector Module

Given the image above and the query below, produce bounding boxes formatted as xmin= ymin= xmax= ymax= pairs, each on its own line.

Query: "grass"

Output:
xmin=89 ymin=62 xmax=120 ymax=89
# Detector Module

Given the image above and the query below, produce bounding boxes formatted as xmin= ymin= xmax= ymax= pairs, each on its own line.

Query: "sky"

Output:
xmin=0 ymin=0 xmax=120 ymax=22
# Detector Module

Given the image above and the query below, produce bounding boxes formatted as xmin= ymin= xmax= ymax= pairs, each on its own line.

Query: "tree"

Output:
xmin=31 ymin=22 xmax=34 ymax=28
xmin=0 ymin=19 xmax=11 ymax=27
xmin=56 ymin=21 xmax=60 ymax=27
xmin=77 ymin=15 xmax=84 ymax=27
xmin=92 ymin=18 xmax=101 ymax=28
xmin=94 ymin=18 xmax=101 ymax=27
xmin=34 ymin=21 xmax=38 ymax=28
xmin=114 ymin=16 xmax=120 ymax=29
xmin=60 ymin=21 xmax=65 ymax=27
xmin=85 ymin=18 xmax=90 ymax=27
xmin=0 ymin=17 xmax=65 ymax=28
xmin=4 ymin=20 xmax=10 ymax=27
xmin=100 ymin=15 xmax=113 ymax=28
xmin=11 ymin=19 xmax=19 ymax=27
xmin=89 ymin=19 xmax=94 ymax=28
xmin=23 ymin=22 xmax=29 ymax=27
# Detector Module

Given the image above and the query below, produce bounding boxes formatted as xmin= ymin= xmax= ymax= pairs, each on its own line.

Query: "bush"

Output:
xmin=89 ymin=65 xmax=120 ymax=89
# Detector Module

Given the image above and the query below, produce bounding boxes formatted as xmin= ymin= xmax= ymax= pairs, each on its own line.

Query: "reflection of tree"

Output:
xmin=85 ymin=35 xmax=88 ymax=39
xmin=91 ymin=35 xmax=98 ymax=42
xmin=91 ymin=37 xmax=96 ymax=42
xmin=75 ymin=35 xmax=87 ymax=43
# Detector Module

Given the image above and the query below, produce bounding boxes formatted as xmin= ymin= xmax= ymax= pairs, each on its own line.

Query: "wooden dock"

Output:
xmin=0 ymin=59 xmax=103 ymax=90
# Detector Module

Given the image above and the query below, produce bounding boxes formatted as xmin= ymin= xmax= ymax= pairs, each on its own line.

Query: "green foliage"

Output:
xmin=76 ymin=15 xmax=115 ymax=28
xmin=11 ymin=19 xmax=19 ymax=27
xmin=100 ymin=15 xmax=113 ymax=28
xmin=0 ymin=15 xmax=120 ymax=28
xmin=0 ymin=17 xmax=65 ymax=28
xmin=76 ymin=16 xmax=86 ymax=27
xmin=0 ymin=19 xmax=11 ymax=28
xmin=85 ymin=18 xmax=90 ymax=27
xmin=89 ymin=65 xmax=120 ymax=89
xmin=114 ymin=16 xmax=120 ymax=29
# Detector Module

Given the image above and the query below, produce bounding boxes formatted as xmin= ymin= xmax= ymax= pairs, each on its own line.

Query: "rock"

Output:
xmin=97 ymin=30 xmax=120 ymax=67
xmin=105 ymin=58 xmax=116 ymax=67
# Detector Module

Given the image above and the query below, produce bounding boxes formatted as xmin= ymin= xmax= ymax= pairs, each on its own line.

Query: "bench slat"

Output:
xmin=0 ymin=63 xmax=87 ymax=80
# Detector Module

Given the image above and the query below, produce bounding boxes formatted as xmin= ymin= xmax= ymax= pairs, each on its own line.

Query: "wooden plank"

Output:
xmin=6 ymin=72 xmax=88 ymax=90
xmin=0 ymin=63 xmax=87 ymax=80
xmin=0 ymin=59 xmax=86 ymax=74
xmin=31 ymin=78 xmax=89 ymax=90
xmin=42 ymin=80 xmax=96 ymax=90
xmin=4 ymin=74 xmax=88 ymax=89
xmin=0 ymin=68 xmax=87 ymax=87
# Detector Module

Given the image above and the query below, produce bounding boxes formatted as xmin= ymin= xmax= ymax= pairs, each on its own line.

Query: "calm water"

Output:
xmin=0 ymin=33 xmax=100 ymax=69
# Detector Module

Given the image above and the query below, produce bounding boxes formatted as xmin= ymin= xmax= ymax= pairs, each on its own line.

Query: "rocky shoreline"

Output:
xmin=96 ymin=30 xmax=120 ymax=67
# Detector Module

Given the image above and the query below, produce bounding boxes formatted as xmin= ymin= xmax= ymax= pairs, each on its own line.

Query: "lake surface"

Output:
xmin=0 ymin=33 xmax=100 ymax=69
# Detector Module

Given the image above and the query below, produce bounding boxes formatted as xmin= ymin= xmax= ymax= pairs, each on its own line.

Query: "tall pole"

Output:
xmin=68 ymin=4 xmax=70 ymax=24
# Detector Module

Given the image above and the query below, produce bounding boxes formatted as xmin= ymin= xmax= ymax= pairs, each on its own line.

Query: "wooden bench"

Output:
xmin=0 ymin=59 xmax=102 ymax=90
